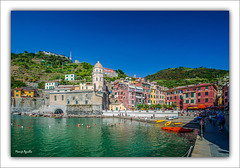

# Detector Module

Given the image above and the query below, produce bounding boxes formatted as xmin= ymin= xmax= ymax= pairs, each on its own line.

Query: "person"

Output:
xmin=200 ymin=118 xmax=205 ymax=132
xmin=217 ymin=113 xmax=223 ymax=131
xmin=212 ymin=113 xmax=216 ymax=127
xmin=209 ymin=114 xmax=212 ymax=124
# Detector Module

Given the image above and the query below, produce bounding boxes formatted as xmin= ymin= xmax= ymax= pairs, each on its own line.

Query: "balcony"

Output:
xmin=136 ymin=96 xmax=142 ymax=99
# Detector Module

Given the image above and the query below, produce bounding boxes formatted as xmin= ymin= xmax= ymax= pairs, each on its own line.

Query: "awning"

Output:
xmin=197 ymin=104 xmax=206 ymax=109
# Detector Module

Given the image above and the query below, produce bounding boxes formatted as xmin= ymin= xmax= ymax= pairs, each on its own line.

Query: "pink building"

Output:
xmin=103 ymin=68 xmax=118 ymax=77
xmin=222 ymin=82 xmax=229 ymax=107
xmin=166 ymin=83 xmax=218 ymax=111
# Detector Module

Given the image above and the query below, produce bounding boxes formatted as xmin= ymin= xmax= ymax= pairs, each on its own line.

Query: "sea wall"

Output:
xmin=11 ymin=97 xmax=46 ymax=113
xmin=102 ymin=110 xmax=179 ymax=118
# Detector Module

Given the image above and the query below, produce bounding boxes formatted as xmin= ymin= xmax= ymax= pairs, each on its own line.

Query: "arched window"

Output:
xmin=76 ymin=100 xmax=78 ymax=104
xmin=67 ymin=99 xmax=70 ymax=104
xmin=96 ymin=69 xmax=98 ymax=72
xmin=96 ymin=77 xmax=98 ymax=81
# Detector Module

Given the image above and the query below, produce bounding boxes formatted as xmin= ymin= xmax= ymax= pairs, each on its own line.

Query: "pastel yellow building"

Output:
xmin=14 ymin=88 xmax=36 ymax=98
xmin=150 ymin=82 xmax=157 ymax=104
xmin=109 ymin=102 xmax=127 ymax=111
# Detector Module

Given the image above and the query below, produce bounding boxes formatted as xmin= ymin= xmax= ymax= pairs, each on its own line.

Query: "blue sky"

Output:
xmin=11 ymin=11 xmax=229 ymax=77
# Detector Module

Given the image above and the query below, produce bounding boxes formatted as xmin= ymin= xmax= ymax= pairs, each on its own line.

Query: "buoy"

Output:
xmin=28 ymin=127 xmax=31 ymax=129
xmin=95 ymin=123 xmax=96 ymax=125
xmin=119 ymin=123 xmax=120 ymax=125
xmin=18 ymin=125 xmax=19 ymax=127
xmin=67 ymin=125 xmax=68 ymax=127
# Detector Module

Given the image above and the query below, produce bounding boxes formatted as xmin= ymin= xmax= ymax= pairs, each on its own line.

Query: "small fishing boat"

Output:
xmin=165 ymin=121 xmax=171 ymax=126
xmin=161 ymin=127 xmax=193 ymax=133
xmin=155 ymin=120 xmax=165 ymax=123
xmin=174 ymin=122 xmax=183 ymax=125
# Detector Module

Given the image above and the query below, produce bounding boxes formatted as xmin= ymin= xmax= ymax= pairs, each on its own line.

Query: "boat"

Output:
xmin=165 ymin=121 xmax=171 ymax=126
xmin=155 ymin=120 xmax=165 ymax=123
xmin=161 ymin=127 xmax=193 ymax=133
xmin=174 ymin=122 xmax=182 ymax=125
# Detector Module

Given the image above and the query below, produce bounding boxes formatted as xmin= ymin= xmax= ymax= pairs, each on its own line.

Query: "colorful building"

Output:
xmin=150 ymin=82 xmax=157 ymax=104
xmin=65 ymin=74 xmax=76 ymax=81
xmin=222 ymin=82 xmax=229 ymax=107
xmin=156 ymin=85 xmax=166 ymax=105
xmin=166 ymin=83 xmax=218 ymax=111
xmin=45 ymin=81 xmax=60 ymax=90
xmin=103 ymin=68 xmax=118 ymax=78
xmin=13 ymin=88 xmax=38 ymax=98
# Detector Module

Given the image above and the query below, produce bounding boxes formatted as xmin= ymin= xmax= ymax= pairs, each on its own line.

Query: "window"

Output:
xmin=148 ymin=100 xmax=150 ymax=103
xmin=180 ymin=95 xmax=183 ymax=99
xmin=186 ymin=93 xmax=189 ymax=98
xmin=198 ymin=93 xmax=201 ymax=96
xmin=151 ymin=100 xmax=152 ymax=103
xmin=170 ymin=97 xmax=172 ymax=100
xmin=73 ymin=96 xmax=75 ymax=100
xmin=71 ymin=78 xmax=73 ymax=80
xmin=62 ymin=95 xmax=64 ymax=101
xmin=174 ymin=96 xmax=176 ymax=100
xmin=205 ymin=92 xmax=208 ymax=96
xmin=16 ymin=94 xmax=18 ymax=96
xmin=186 ymin=100 xmax=189 ymax=103
xmin=85 ymin=100 xmax=88 ymax=104
xmin=191 ymin=100 xmax=194 ymax=104
xmin=160 ymin=96 xmax=161 ymax=99
xmin=121 ymin=92 xmax=123 ymax=95
xmin=191 ymin=93 xmax=194 ymax=97
xmin=132 ymin=92 xmax=134 ymax=95
xmin=154 ymin=101 xmax=155 ymax=104
xmin=71 ymin=75 xmax=73 ymax=77
xmin=66 ymin=79 xmax=68 ymax=80
xmin=66 ymin=75 xmax=68 ymax=77
xmin=16 ymin=90 xmax=18 ymax=92
xmin=198 ymin=99 xmax=200 ymax=103
xmin=29 ymin=95 xmax=31 ymax=97
xmin=67 ymin=99 xmax=70 ymax=104
xmin=206 ymin=86 xmax=208 ymax=90
xmin=76 ymin=100 xmax=78 ymax=104
xmin=151 ymin=95 xmax=152 ymax=98
xmin=82 ymin=87 xmax=83 ymax=89
xmin=29 ymin=91 xmax=31 ymax=93
xmin=205 ymin=98 xmax=208 ymax=102
xmin=46 ymin=87 xmax=48 ymax=89
xmin=179 ymin=90 xmax=183 ymax=93
xmin=139 ymin=99 xmax=141 ymax=103
xmin=198 ymin=87 xmax=201 ymax=90
xmin=154 ymin=95 xmax=155 ymax=98
xmin=187 ymin=89 xmax=189 ymax=91
xmin=86 ymin=87 xmax=88 ymax=89
xmin=54 ymin=96 xmax=57 ymax=101
xmin=225 ymin=92 xmax=228 ymax=96
xmin=132 ymin=100 xmax=134 ymax=104
xmin=121 ymin=87 xmax=123 ymax=89
xmin=193 ymin=88 xmax=196 ymax=91
xmin=167 ymin=97 xmax=169 ymax=100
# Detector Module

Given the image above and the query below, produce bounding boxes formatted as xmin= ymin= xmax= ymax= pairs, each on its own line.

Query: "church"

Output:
xmin=43 ymin=61 xmax=109 ymax=115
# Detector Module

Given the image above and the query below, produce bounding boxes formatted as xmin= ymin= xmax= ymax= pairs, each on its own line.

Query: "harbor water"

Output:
xmin=11 ymin=115 xmax=196 ymax=157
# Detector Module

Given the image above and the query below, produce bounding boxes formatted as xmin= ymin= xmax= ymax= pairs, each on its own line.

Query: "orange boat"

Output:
xmin=161 ymin=127 xmax=193 ymax=133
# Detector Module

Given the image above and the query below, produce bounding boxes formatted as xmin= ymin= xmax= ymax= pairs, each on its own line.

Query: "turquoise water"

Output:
xmin=11 ymin=115 xmax=196 ymax=157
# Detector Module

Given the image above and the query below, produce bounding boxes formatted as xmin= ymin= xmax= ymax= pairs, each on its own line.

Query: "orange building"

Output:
xmin=13 ymin=88 xmax=37 ymax=98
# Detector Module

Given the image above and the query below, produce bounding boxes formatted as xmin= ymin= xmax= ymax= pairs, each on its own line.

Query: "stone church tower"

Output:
xmin=92 ymin=61 xmax=104 ymax=91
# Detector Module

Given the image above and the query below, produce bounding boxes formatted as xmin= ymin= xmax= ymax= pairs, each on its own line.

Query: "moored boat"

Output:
xmin=155 ymin=120 xmax=165 ymax=123
xmin=164 ymin=121 xmax=171 ymax=126
xmin=161 ymin=127 xmax=193 ymax=133
xmin=174 ymin=122 xmax=182 ymax=125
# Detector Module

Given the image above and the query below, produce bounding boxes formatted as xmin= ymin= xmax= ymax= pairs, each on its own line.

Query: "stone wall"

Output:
xmin=11 ymin=97 xmax=45 ymax=113
xmin=66 ymin=104 xmax=102 ymax=115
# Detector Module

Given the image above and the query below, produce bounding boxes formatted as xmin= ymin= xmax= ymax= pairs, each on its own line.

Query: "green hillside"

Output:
xmin=11 ymin=51 xmax=127 ymax=89
xmin=11 ymin=51 xmax=94 ymax=88
xmin=145 ymin=67 xmax=229 ymax=89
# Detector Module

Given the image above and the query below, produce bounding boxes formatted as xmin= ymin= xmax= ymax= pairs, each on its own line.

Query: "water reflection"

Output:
xmin=11 ymin=115 xmax=196 ymax=157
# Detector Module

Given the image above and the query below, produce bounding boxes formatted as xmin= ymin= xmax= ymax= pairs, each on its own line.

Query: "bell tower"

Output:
xmin=92 ymin=61 xmax=104 ymax=91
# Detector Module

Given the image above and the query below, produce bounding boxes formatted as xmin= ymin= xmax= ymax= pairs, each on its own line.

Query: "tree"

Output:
xmin=38 ymin=81 xmax=45 ymax=89
xmin=11 ymin=77 xmax=26 ymax=89
xmin=163 ymin=104 xmax=168 ymax=109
